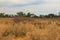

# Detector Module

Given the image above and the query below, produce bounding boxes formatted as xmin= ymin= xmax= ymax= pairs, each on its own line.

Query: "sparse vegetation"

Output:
xmin=0 ymin=12 xmax=60 ymax=40
xmin=0 ymin=12 xmax=60 ymax=18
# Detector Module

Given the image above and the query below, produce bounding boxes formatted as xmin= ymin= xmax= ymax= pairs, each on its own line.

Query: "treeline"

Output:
xmin=0 ymin=12 xmax=60 ymax=18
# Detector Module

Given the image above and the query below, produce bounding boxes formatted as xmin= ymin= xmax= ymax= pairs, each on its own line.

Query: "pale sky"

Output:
xmin=0 ymin=0 xmax=60 ymax=15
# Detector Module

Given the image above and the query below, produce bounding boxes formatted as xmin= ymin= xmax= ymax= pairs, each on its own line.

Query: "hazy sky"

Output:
xmin=0 ymin=0 xmax=60 ymax=15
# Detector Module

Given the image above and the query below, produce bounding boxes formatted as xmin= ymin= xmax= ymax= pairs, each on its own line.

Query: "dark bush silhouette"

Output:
xmin=0 ymin=13 xmax=5 ymax=17
xmin=0 ymin=12 xmax=60 ymax=18
xmin=26 ymin=12 xmax=31 ymax=17
xmin=39 ymin=15 xmax=44 ymax=18
xmin=47 ymin=13 xmax=55 ymax=18
xmin=17 ymin=12 xmax=26 ymax=17
xmin=4 ymin=14 xmax=12 ymax=17
xmin=33 ymin=15 xmax=38 ymax=18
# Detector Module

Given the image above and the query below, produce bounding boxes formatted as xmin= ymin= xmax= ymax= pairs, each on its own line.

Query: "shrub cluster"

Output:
xmin=0 ymin=12 xmax=60 ymax=18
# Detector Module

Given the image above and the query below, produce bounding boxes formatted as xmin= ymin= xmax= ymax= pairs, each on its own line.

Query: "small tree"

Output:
xmin=33 ymin=15 xmax=38 ymax=18
xmin=30 ymin=14 xmax=38 ymax=18
xmin=47 ymin=13 xmax=55 ymax=18
xmin=17 ymin=12 xmax=25 ymax=17
xmin=26 ymin=12 xmax=38 ymax=17
xmin=26 ymin=12 xmax=31 ymax=17
xmin=44 ymin=15 xmax=48 ymax=18
xmin=4 ymin=14 xmax=9 ymax=17
xmin=0 ymin=13 xmax=5 ymax=17
xmin=39 ymin=15 xmax=44 ymax=18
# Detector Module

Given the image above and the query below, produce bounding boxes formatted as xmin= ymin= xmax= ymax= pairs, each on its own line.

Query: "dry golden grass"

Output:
xmin=0 ymin=18 xmax=60 ymax=40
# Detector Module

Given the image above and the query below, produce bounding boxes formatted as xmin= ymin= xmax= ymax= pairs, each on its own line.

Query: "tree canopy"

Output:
xmin=0 ymin=12 xmax=59 ymax=18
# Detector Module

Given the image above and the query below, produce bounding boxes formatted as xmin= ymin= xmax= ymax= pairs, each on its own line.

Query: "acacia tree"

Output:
xmin=47 ymin=13 xmax=55 ymax=18
xmin=26 ymin=12 xmax=38 ymax=17
xmin=17 ymin=12 xmax=26 ymax=17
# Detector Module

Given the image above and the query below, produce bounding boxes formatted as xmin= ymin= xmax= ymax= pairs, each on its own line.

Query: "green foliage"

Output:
xmin=0 ymin=13 xmax=5 ymax=17
xmin=39 ymin=15 xmax=44 ymax=18
xmin=0 ymin=12 xmax=60 ymax=18
xmin=44 ymin=15 xmax=48 ymax=18
xmin=17 ymin=12 xmax=26 ymax=17
xmin=30 ymin=14 xmax=35 ymax=17
xmin=26 ymin=12 xmax=31 ymax=17
xmin=33 ymin=15 xmax=38 ymax=18
xmin=4 ymin=14 xmax=11 ymax=17
xmin=48 ymin=13 xmax=55 ymax=18
xmin=26 ymin=12 xmax=38 ymax=18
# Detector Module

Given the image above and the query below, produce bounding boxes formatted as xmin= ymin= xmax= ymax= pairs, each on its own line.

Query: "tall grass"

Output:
xmin=0 ymin=18 xmax=60 ymax=40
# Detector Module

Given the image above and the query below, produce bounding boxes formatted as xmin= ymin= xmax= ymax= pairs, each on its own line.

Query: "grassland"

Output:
xmin=0 ymin=17 xmax=60 ymax=40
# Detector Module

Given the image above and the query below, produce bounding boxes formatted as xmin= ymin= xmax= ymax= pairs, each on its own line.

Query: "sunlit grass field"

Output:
xmin=0 ymin=18 xmax=60 ymax=40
